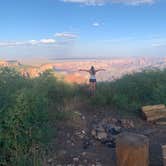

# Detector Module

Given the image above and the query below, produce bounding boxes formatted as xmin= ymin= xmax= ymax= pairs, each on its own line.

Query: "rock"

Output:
xmin=101 ymin=139 xmax=116 ymax=148
xmin=96 ymin=131 xmax=107 ymax=140
xmin=121 ymin=119 xmax=134 ymax=128
xmin=96 ymin=162 xmax=102 ymax=166
xmin=76 ymin=131 xmax=85 ymax=139
xmin=105 ymin=124 xmax=121 ymax=135
xmin=58 ymin=150 xmax=67 ymax=157
xmin=82 ymin=152 xmax=86 ymax=156
xmin=67 ymin=133 xmax=70 ymax=138
xmin=83 ymin=138 xmax=91 ymax=149
xmin=67 ymin=140 xmax=71 ymax=144
xmin=83 ymin=159 xmax=88 ymax=164
xmin=91 ymin=129 xmax=96 ymax=137
xmin=47 ymin=158 xmax=53 ymax=163
xmin=74 ymin=111 xmax=82 ymax=116
xmin=81 ymin=115 xmax=85 ymax=120
xmin=92 ymin=125 xmax=108 ymax=140
xmin=73 ymin=157 xmax=79 ymax=162
xmin=96 ymin=125 xmax=105 ymax=132
xmin=81 ymin=130 xmax=86 ymax=134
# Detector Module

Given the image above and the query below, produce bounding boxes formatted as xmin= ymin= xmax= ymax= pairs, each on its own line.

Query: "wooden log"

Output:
xmin=156 ymin=119 xmax=166 ymax=125
xmin=142 ymin=104 xmax=165 ymax=112
xmin=147 ymin=113 xmax=166 ymax=122
xmin=116 ymin=132 xmax=149 ymax=166
xmin=143 ymin=109 xmax=166 ymax=117
xmin=162 ymin=145 xmax=166 ymax=166
xmin=142 ymin=105 xmax=166 ymax=122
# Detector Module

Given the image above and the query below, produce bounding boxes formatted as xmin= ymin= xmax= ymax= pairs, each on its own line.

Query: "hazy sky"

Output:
xmin=0 ymin=0 xmax=166 ymax=60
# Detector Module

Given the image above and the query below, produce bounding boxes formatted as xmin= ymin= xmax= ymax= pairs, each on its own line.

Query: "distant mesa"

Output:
xmin=0 ymin=60 xmax=21 ymax=67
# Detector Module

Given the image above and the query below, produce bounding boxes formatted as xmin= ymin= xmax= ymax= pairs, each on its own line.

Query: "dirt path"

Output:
xmin=45 ymin=99 xmax=166 ymax=166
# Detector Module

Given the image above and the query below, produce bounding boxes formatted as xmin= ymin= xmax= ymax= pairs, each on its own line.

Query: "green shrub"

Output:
xmin=91 ymin=69 xmax=166 ymax=112
xmin=0 ymin=67 xmax=73 ymax=165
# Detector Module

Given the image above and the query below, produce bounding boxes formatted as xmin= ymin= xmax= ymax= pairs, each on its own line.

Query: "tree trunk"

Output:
xmin=116 ymin=132 xmax=149 ymax=166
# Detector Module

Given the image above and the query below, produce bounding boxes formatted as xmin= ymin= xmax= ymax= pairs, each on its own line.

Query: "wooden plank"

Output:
xmin=142 ymin=104 xmax=165 ymax=112
xmin=144 ymin=109 xmax=166 ymax=117
xmin=147 ymin=114 xmax=166 ymax=122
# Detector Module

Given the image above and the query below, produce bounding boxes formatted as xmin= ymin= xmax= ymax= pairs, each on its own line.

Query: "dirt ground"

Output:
xmin=45 ymin=99 xmax=166 ymax=166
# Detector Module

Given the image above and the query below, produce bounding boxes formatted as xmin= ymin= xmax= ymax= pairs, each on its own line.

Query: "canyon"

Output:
xmin=1 ymin=56 xmax=166 ymax=84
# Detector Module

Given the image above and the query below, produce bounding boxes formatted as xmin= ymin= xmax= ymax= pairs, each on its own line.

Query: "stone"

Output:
xmin=91 ymin=129 xmax=96 ymax=137
xmin=82 ymin=152 xmax=86 ymax=156
xmin=83 ymin=138 xmax=91 ymax=149
xmin=83 ymin=159 xmax=88 ymax=163
xmin=73 ymin=157 xmax=79 ymax=162
xmin=96 ymin=131 xmax=107 ymax=140
xmin=67 ymin=140 xmax=71 ymax=144
xmin=67 ymin=133 xmax=70 ymax=138
xmin=81 ymin=130 xmax=86 ymax=134
xmin=81 ymin=116 xmax=85 ymax=120
xmin=47 ymin=158 xmax=53 ymax=163
xmin=121 ymin=119 xmax=134 ymax=128
xmin=58 ymin=150 xmax=67 ymax=157
xmin=96 ymin=162 xmax=102 ymax=166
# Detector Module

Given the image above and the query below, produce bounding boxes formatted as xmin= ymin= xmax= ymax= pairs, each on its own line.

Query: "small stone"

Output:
xmin=91 ymin=129 xmax=96 ymax=137
xmin=67 ymin=133 xmax=70 ymax=138
xmin=81 ymin=130 xmax=86 ymax=134
xmin=67 ymin=140 xmax=71 ymax=144
xmin=58 ymin=150 xmax=67 ymax=156
xmin=97 ymin=131 xmax=107 ymax=140
xmin=47 ymin=158 xmax=53 ymax=163
xmin=96 ymin=126 xmax=105 ymax=132
xmin=71 ymin=143 xmax=75 ymax=146
xmin=73 ymin=157 xmax=79 ymax=162
xmin=81 ymin=116 xmax=85 ymax=120
xmin=83 ymin=159 xmax=88 ymax=163
xmin=82 ymin=152 xmax=86 ymax=156
xmin=83 ymin=138 xmax=91 ymax=149
xmin=96 ymin=162 xmax=102 ymax=166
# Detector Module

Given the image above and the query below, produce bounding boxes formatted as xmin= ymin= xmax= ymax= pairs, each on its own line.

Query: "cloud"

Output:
xmin=40 ymin=39 xmax=56 ymax=44
xmin=0 ymin=38 xmax=56 ymax=47
xmin=55 ymin=32 xmax=78 ymax=39
xmin=61 ymin=0 xmax=156 ymax=5
xmin=92 ymin=22 xmax=100 ymax=27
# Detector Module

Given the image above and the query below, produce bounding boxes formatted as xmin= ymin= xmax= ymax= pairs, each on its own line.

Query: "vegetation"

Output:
xmin=91 ymin=69 xmax=166 ymax=112
xmin=0 ymin=67 xmax=74 ymax=165
xmin=1 ymin=66 xmax=166 ymax=165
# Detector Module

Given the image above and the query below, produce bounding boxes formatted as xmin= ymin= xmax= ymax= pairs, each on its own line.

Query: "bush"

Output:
xmin=0 ymin=67 xmax=73 ymax=165
xmin=91 ymin=69 xmax=166 ymax=112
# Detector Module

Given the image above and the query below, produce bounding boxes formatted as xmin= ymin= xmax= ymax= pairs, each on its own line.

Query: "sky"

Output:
xmin=0 ymin=0 xmax=166 ymax=60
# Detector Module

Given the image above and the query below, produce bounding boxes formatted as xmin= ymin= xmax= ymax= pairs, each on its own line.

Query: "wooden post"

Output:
xmin=162 ymin=145 xmax=166 ymax=166
xmin=116 ymin=132 xmax=149 ymax=166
